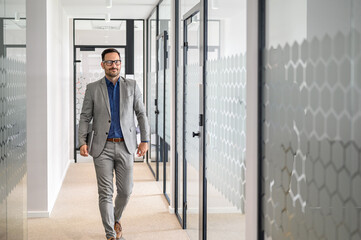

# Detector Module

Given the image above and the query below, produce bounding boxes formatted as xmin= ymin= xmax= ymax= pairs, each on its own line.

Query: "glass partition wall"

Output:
xmin=146 ymin=0 xmax=172 ymax=203
xmin=261 ymin=0 xmax=361 ymax=239
xmin=205 ymin=0 xmax=247 ymax=239
xmin=0 ymin=1 xmax=28 ymax=239
xmin=159 ymin=0 xmax=172 ymax=205
xmin=147 ymin=9 xmax=158 ymax=178
xmin=175 ymin=0 xmax=248 ymax=239
xmin=147 ymin=0 xmax=247 ymax=239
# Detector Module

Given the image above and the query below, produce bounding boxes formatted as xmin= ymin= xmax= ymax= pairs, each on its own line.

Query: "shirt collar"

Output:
xmin=105 ymin=77 xmax=120 ymax=87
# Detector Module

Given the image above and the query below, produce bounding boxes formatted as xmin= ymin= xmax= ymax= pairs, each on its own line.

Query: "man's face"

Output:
xmin=101 ymin=52 xmax=121 ymax=78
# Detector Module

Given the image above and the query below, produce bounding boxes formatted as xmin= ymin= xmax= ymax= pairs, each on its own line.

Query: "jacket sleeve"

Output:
xmin=78 ymin=85 xmax=93 ymax=147
xmin=133 ymin=82 xmax=150 ymax=142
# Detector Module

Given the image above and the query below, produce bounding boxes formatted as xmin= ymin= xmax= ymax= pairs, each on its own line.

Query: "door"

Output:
xmin=156 ymin=31 xmax=171 ymax=202
xmin=183 ymin=8 xmax=202 ymax=240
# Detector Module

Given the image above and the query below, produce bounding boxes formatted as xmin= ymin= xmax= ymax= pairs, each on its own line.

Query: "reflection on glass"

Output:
xmin=75 ymin=20 xmax=127 ymax=46
xmin=262 ymin=0 xmax=361 ymax=239
xmin=4 ymin=19 xmax=26 ymax=61
xmin=134 ymin=20 xmax=144 ymax=94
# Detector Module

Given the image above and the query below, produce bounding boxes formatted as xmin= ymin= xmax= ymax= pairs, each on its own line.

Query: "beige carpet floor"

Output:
xmin=28 ymin=162 xmax=190 ymax=240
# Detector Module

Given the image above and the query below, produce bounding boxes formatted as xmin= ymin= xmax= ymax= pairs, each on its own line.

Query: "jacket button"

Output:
xmin=108 ymin=120 xmax=111 ymax=123
xmin=106 ymin=132 xmax=108 ymax=135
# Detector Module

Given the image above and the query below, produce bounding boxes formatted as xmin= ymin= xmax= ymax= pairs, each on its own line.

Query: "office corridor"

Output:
xmin=28 ymin=161 xmax=189 ymax=240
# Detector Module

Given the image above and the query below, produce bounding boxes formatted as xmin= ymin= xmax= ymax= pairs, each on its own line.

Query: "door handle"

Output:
xmin=192 ymin=131 xmax=200 ymax=138
xmin=155 ymin=109 xmax=160 ymax=114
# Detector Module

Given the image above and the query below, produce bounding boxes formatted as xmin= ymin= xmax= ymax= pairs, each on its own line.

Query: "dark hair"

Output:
xmin=101 ymin=48 xmax=121 ymax=61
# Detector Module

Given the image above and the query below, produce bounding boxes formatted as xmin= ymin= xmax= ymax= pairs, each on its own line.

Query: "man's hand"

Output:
xmin=80 ymin=144 xmax=89 ymax=157
xmin=136 ymin=142 xmax=148 ymax=157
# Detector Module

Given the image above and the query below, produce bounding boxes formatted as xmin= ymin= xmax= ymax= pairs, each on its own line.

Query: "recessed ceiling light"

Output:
xmin=105 ymin=13 xmax=111 ymax=22
xmin=15 ymin=12 xmax=20 ymax=21
xmin=106 ymin=0 xmax=112 ymax=8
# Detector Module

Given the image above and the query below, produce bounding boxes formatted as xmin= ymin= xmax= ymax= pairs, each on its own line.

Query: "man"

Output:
xmin=78 ymin=48 xmax=149 ymax=240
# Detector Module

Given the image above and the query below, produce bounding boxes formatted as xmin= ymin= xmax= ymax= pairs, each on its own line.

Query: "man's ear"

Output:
xmin=101 ymin=62 xmax=105 ymax=69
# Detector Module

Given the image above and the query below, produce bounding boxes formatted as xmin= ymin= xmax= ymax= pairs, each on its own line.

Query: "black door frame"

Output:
xmin=181 ymin=4 xmax=206 ymax=238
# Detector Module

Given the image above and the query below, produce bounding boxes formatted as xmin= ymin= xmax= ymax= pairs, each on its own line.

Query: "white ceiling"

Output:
xmin=62 ymin=0 xmax=159 ymax=19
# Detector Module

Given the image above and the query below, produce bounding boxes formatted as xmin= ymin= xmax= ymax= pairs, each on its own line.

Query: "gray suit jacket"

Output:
xmin=78 ymin=77 xmax=150 ymax=158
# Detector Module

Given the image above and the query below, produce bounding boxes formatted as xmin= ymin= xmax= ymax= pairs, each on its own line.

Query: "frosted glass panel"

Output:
xmin=0 ymin=57 xmax=27 ymax=240
xmin=206 ymin=1 xmax=247 ymax=239
xmin=206 ymin=54 xmax=246 ymax=212
xmin=262 ymin=1 xmax=361 ymax=239
xmin=0 ymin=1 xmax=27 ymax=238
xmin=176 ymin=65 xmax=184 ymax=220
xmin=185 ymin=64 xmax=200 ymax=170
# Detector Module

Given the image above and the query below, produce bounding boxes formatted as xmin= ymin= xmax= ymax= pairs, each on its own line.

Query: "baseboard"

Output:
xmin=28 ymin=211 xmax=50 ymax=218
xmin=186 ymin=207 xmax=242 ymax=214
xmin=169 ymin=206 xmax=175 ymax=214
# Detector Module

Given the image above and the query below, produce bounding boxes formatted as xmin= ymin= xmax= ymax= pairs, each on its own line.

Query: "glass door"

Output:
xmin=157 ymin=31 xmax=171 ymax=203
xmin=74 ymin=47 xmax=125 ymax=155
xmin=183 ymin=9 xmax=202 ymax=240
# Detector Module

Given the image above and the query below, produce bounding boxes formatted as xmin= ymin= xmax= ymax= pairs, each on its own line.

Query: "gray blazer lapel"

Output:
xmin=100 ymin=78 xmax=111 ymax=116
xmin=119 ymin=77 xmax=128 ymax=118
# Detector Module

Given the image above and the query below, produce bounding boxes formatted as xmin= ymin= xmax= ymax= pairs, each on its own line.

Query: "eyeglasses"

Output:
xmin=103 ymin=60 xmax=121 ymax=66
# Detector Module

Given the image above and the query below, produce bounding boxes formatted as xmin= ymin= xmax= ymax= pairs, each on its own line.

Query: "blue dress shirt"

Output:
xmin=105 ymin=77 xmax=123 ymax=138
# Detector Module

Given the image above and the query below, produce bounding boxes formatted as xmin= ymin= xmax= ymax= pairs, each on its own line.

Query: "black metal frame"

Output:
xmin=258 ymin=0 xmax=265 ymax=239
xmin=201 ymin=1 xmax=208 ymax=239
xmin=174 ymin=0 xmax=182 ymax=227
xmin=0 ymin=18 xmax=27 ymax=57
xmin=182 ymin=14 xmax=188 ymax=231
xmin=182 ymin=4 xmax=201 ymax=232
xmin=72 ymin=18 xmax=144 ymax=162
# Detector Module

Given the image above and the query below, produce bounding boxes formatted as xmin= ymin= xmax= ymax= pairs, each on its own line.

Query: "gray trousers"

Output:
xmin=93 ymin=141 xmax=134 ymax=239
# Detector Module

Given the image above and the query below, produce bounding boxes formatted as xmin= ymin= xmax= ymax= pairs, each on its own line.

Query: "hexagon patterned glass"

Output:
xmin=262 ymin=1 xmax=361 ymax=239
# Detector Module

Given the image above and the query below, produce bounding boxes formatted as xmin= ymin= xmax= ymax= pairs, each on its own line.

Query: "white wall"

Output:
xmin=69 ymin=18 xmax=74 ymax=161
xmin=27 ymin=0 xmax=49 ymax=215
xmin=27 ymin=0 xmax=71 ymax=217
xmin=246 ymin=1 xmax=259 ymax=239
xmin=46 ymin=0 xmax=71 ymax=212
